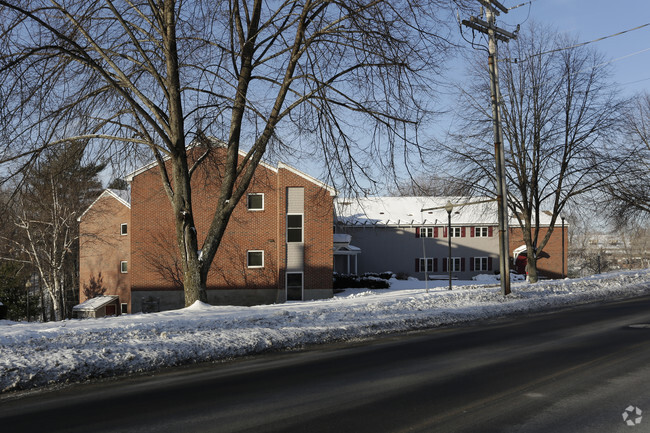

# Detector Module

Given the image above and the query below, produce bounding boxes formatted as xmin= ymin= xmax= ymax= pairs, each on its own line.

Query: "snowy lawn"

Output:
xmin=2 ymin=270 xmax=650 ymax=393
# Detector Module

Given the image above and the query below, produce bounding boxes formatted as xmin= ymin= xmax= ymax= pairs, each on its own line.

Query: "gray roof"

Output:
xmin=73 ymin=296 xmax=119 ymax=311
xmin=335 ymin=196 xmax=554 ymax=227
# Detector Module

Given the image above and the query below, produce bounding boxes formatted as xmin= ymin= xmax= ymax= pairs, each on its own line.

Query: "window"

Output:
xmin=445 ymin=257 xmax=461 ymax=272
xmin=247 ymin=250 xmax=264 ymax=268
xmin=420 ymin=227 xmax=434 ymax=238
xmin=120 ymin=261 xmax=128 ymax=273
xmin=120 ymin=223 xmax=128 ymax=236
xmin=287 ymin=214 xmax=303 ymax=243
xmin=247 ymin=193 xmax=264 ymax=211
xmin=121 ymin=303 xmax=128 ymax=314
xmin=286 ymin=272 xmax=303 ymax=301
xmin=475 ymin=227 xmax=489 ymax=237
xmin=450 ymin=227 xmax=462 ymax=238
xmin=419 ymin=258 xmax=434 ymax=272
xmin=474 ymin=257 xmax=489 ymax=271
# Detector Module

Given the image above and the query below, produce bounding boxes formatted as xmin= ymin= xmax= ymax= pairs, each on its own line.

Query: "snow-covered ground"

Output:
xmin=2 ymin=270 xmax=650 ymax=393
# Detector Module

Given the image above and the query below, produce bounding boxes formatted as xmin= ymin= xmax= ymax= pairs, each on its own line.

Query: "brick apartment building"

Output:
xmin=79 ymin=146 xmax=335 ymax=313
xmin=79 ymin=189 xmax=132 ymax=314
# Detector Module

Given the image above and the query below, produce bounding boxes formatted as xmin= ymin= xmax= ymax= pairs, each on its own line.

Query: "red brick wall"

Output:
xmin=130 ymin=147 xmax=333 ymax=297
xmin=79 ymin=193 xmax=131 ymax=311
xmin=509 ymin=226 xmax=569 ymax=278
xmin=278 ymin=167 xmax=334 ymax=293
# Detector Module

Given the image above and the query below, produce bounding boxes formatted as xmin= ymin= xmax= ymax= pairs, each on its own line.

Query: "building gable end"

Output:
xmin=77 ymin=189 xmax=131 ymax=222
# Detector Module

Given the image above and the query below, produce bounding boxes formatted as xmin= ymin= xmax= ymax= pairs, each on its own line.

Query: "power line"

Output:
xmin=593 ymin=47 xmax=650 ymax=70
xmin=622 ymin=76 xmax=650 ymax=86
xmin=508 ymin=0 xmax=540 ymax=11
xmin=507 ymin=22 xmax=650 ymax=63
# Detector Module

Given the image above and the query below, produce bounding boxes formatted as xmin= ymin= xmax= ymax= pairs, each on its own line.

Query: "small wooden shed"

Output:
xmin=73 ymin=295 xmax=120 ymax=319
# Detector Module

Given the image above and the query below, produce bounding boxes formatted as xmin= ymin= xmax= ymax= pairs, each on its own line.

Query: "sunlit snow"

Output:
xmin=2 ymin=270 xmax=650 ymax=393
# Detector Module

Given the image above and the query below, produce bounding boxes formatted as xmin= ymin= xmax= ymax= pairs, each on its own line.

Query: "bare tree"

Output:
xmin=0 ymin=1 xmax=467 ymax=306
xmin=1 ymin=144 xmax=103 ymax=320
xmin=603 ymin=92 xmax=650 ymax=223
xmin=447 ymin=23 xmax=626 ymax=282
xmin=388 ymin=174 xmax=472 ymax=196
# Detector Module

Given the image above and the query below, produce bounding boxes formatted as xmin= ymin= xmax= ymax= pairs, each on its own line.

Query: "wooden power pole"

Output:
xmin=462 ymin=0 xmax=517 ymax=296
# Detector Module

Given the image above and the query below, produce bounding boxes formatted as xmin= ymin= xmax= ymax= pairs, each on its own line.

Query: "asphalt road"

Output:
xmin=3 ymin=296 xmax=650 ymax=433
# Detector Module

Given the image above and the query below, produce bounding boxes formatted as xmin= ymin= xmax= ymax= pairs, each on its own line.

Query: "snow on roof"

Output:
xmin=333 ymin=233 xmax=352 ymax=244
xmin=513 ymin=245 xmax=528 ymax=257
xmin=73 ymin=295 xmax=119 ymax=312
xmin=335 ymin=196 xmax=554 ymax=226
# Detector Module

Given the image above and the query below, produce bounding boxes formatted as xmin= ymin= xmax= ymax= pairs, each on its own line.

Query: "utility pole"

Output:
xmin=462 ymin=0 xmax=517 ymax=296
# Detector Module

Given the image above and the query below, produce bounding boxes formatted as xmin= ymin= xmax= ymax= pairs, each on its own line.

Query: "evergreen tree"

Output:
xmin=4 ymin=142 xmax=105 ymax=320
xmin=0 ymin=262 xmax=37 ymax=321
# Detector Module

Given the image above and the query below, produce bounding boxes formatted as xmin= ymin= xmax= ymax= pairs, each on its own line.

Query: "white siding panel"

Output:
xmin=287 ymin=243 xmax=304 ymax=272
xmin=287 ymin=187 xmax=304 ymax=213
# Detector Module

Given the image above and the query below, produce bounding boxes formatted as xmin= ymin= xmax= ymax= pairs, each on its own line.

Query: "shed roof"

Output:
xmin=73 ymin=296 xmax=119 ymax=312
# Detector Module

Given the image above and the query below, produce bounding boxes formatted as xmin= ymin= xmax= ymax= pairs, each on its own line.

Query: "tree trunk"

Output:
xmin=170 ymin=155 xmax=207 ymax=307
xmin=47 ymin=281 xmax=63 ymax=321
xmin=526 ymin=246 xmax=539 ymax=283
xmin=173 ymin=202 xmax=208 ymax=307
xmin=182 ymin=253 xmax=206 ymax=306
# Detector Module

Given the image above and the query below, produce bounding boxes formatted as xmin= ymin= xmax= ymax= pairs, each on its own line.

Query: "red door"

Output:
xmin=105 ymin=304 xmax=116 ymax=316
xmin=515 ymin=254 xmax=527 ymax=274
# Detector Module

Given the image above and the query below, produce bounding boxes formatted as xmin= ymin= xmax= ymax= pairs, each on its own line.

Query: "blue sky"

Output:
xmin=322 ymin=1 xmax=650 ymax=191
xmin=501 ymin=0 xmax=649 ymax=96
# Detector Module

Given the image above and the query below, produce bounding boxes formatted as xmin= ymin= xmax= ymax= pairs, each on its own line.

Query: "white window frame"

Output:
xmin=475 ymin=227 xmax=489 ymax=237
xmin=247 ymin=250 xmax=264 ymax=268
xmin=450 ymin=227 xmax=462 ymax=238
xmin=446 ymin=257 xmax=461 ymax=272
xmin=286 ymin=213 xmax=303 ymax=243
xmin=120 ymin=223 xmax=128 ymax=236
xmin=419 ymin=258 xmax=433 ymax=272
xmin=121 ymin=303 xmax=128 ymax=314
xmin=420 ymin=227 xmax=434 ymax=238
xmin=474 ymin=257 xmax=489 ymax=271
xmin=120 ymin=261 xmax=128 ymax=273
xmin=247 ymin=193 xmax=264 ymax=211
